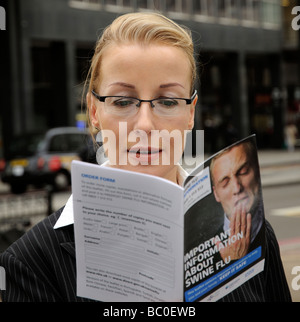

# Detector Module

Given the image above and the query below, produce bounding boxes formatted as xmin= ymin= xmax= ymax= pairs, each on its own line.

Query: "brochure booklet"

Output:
xmin=72 ymin=135 xmax=265 ymax=302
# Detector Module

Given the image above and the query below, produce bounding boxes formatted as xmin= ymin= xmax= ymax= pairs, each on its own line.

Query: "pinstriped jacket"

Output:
xmin=0 ymin=204 xmax=292 ymax=302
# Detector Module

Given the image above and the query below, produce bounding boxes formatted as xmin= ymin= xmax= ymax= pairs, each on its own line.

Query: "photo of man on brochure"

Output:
xmin=210 ymin=138 xmax=265 ymax=262
xmin=184 ymin=136 xmax=266 ymax=301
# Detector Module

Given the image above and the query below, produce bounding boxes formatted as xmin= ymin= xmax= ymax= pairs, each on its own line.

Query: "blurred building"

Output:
xmin=0 ymin=0 xmax=299 ymax=157
xmin=282 ymin=0 xmax=300 ymax=147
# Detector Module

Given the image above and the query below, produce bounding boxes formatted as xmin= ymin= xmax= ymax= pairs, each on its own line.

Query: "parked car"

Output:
xmin=1 ymin=127 xmax=90 ymax=194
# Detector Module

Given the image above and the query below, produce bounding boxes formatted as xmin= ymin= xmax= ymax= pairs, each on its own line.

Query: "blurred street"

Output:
xmin=258 ymin=151 xmax=300 ymax=302
xmin=0 ymin=148 xmax=299 ymax=301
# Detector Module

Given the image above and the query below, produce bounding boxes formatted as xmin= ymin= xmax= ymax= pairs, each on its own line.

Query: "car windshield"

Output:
xmin=48 ymin=133 xmax=88 ymax=153
xmin=7 ymin=134 xmax=44 ymax=158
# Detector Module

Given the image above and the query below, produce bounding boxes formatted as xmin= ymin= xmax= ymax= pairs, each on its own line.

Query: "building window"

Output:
xmin=69 ymin=0 xmax=133 ymax=10
xmin=261 ymin=0 xmax=281 ymax=26
xmin=105 ymin=0 xmax=132 ymax=8
xmin=165 ymin=0 xmax=189 ymax=14
xmin=218 ymin=0 xmax=228 ymax=18
xmin=206 ymin=0 xmax=216 ymax=16
xmin=246 ymin=0 xmax=260 ymax=22
xmin=69 ymin=0 xmax=101 ymax=10
xmin=241 ymin=0 xmax=250 ymax=21
xmin=122 ymin=0 xmax=132 ymax=7
xmin=217 ymin=0 xmax=240 ymax=19
xmin=105 ymin=0 xmax=117 ymax=5
xmin=193 ymin=0 xmax=206 ymax=15
xmin=136 ymin=0 xmax=163 ymax=11
xmin=239 ymin=0 xmax=280 ymax=27
xmin=137 ymin=0 xmax=147 ymax=9
xmin=166 ymin=0 xmax=176 ymax=12
xmin=193 ymin=0 xmax=216 ymax=18
xmin=69 ymin=0 xmax=281 ymax=29
xmin=81 ymin=0 xmax=101 ymax=4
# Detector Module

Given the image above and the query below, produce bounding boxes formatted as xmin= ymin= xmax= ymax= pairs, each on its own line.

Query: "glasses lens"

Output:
xmin=153 ymin=98 xmax=184 ymax=116
xmin=104 ymin=97 xmax=139 ymax=116
xmin=103 ymin=96 xmax=187 ymax=116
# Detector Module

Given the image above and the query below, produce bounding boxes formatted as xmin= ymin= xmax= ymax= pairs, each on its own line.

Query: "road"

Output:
xmin=262 ymin=183 xmax=300 ymax=302
xmin=263 ymin=183 xmax=300 ymax=241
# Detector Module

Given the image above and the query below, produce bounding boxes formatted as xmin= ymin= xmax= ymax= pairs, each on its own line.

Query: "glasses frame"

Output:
xmin=91 ymin=90 xmax=197 ymax=109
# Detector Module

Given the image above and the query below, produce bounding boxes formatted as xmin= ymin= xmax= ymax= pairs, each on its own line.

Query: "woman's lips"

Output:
xmin=127 ymin=147 xmax=162 ymax=163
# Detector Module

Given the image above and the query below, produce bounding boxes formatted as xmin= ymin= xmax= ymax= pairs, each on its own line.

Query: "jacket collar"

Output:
xmin=54 ymin=195 xmax=74 ymax=229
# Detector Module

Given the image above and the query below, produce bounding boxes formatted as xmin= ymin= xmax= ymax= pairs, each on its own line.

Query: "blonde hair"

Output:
xmin=85 ymin=12 xmax=197 ymax=136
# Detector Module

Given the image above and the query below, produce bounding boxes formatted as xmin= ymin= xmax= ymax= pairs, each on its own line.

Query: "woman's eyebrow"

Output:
xmin=159 ymin=83 xmax=185 ymax=89
xmin=108 ymin=82 xmax=135 ymax=88
xmin=108 ymin=82 xmax=185 ymax=90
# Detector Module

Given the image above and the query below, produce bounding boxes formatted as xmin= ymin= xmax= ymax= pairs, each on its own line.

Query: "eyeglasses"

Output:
xmin=91 ymin=90 xmax=197 ymax=117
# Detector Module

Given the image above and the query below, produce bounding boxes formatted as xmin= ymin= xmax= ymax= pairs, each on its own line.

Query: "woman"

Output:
xmin=0 ymin=12 xmax=291 ymax=302
xmin=86 ymin=12 xmax=197 ymax=182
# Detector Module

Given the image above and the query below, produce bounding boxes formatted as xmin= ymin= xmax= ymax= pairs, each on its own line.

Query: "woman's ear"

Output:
xmin=87 ymin=92 xmax=100 ymax=129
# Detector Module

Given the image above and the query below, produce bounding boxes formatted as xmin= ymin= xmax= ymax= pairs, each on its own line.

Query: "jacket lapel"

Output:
xmin=60 ymin=242 xmax=76 ymax=258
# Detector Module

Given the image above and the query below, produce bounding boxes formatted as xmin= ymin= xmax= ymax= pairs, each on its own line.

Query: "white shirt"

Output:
xmin=54 ymin=162 xmax=188 ymax=230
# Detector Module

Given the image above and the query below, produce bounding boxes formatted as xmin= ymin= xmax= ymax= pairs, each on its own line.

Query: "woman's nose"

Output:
xmin=133 ymin=102 xmax=156 ymax=134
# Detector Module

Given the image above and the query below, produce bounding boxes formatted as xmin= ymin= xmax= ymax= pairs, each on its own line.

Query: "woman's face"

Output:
xmin=89 ymin=43 xmax=197 ymax=183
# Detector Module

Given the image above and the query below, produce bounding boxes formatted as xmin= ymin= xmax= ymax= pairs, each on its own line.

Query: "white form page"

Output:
xmin=72 ymin=161 xmax=184 ymax=302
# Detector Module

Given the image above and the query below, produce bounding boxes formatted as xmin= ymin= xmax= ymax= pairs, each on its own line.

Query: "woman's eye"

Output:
xmin=113 ymin=99 xmax=135 ymax=107
xmin=157 ymin=99 xmax=178 ymax=107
